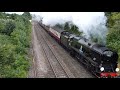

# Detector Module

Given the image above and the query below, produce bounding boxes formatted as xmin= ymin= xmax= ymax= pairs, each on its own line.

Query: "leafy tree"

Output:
xmin=54 ymin=21 xmax=83 ymax=36
xmin=9 ymin=14 xmax=18 ymax=20
xmin=70 ymin=24 xmax=83 ymax=36
xmin=0 ymin=20 xmax=6 ymax=33
xmin=55 ymin=23 xmax=64 ymax=29
xmin=105 ymin=12 xmax=120 ymax=61
xmin=0 ymin=12 xmax=31 ymax=78
xmin=64 ymin=22 xmax=70 ymax=31
xmin=105 ymin=12 xmax=120 ymax=28
xmin=22 ymin=12 xmax=32 ymax=20
xmin=0 ymin=44 xmax=16 ymax=65
xmin=2 ymin=21 xmax=16 ymax=36
xmin=0 ymin=12 xmax=7 ymax=19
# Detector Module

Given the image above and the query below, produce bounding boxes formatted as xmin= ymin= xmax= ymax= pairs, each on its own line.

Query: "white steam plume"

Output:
xmin=35 ymin=12 xmax=108 ymax=45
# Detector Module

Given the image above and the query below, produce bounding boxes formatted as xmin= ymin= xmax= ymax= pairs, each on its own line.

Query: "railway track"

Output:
xmin=33 ymin=21 xmax=119 ymax=78
xmin=36 ymin=22 xmax=94 ymax=78
xmin=34 ymin=22 xmax=74 ymax=78
xmin=30 ymin=22 xmax=55 ymax=78
xmin=31 ymin=21 xmax=94 ymax=78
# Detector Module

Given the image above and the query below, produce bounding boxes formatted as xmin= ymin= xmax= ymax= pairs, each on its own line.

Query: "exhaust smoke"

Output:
xmin=34 ymin=12 xmax=108 ymax=45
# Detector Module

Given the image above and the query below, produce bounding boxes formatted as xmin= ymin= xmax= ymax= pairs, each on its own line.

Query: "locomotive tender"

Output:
xmin=39 ymin=21 xmax=119 ymax=78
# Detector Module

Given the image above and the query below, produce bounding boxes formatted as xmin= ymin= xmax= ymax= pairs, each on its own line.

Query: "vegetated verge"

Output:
xmin=0 ymin=12 xmax=32 ymax=78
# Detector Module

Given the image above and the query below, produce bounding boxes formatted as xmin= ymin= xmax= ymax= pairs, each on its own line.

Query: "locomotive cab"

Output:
xmin=60 ymin=31 xmax=73 ymax=49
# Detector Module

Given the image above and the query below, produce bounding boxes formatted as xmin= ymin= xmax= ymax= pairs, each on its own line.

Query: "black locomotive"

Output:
xmin=61 ymin=31 xmax=119 ymax=78
xmin=39 ymin=21 xmax=119 ymax=78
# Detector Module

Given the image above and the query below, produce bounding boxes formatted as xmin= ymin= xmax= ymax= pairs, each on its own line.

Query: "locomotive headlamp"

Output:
xmin=100 ymin=67 xmax=104 ymax=71
xmin=116 ymin=68 xmax=119 ymax=72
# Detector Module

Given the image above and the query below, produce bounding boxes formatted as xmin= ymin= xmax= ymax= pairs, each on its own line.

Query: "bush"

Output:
xmin=106 ymin=12 xmax=120 ymax=61
xmin=0 ymin=12 xmax=32 ymax=78
xmin=0 ymin=43 xmax=16 ymax=65
xmin=3 ymin=21 xmax=16 ymax=36
xmin=0 ymin=20 xmax=6 ymax=33
xmin=0 ymin=19 xmax=15 ymax=36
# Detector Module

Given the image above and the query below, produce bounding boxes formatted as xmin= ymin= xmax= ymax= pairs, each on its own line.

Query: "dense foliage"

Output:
xmin=105 ymin=12 xmax=120 ymax=61
xmin=0 ymin=12 xmax=32 ymax=77
xmin=55 ymin=22 xmax=83 ymax=36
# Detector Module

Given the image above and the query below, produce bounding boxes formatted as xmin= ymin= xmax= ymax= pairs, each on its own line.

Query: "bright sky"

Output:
xmin=6 ymin=12 xmax=106 ymax=29
xmin=6 ymin=12 xmax=105 ymax=26
xmin=6 ymin=12 xmax=24 ymax=15
xmin=6 ymin=12 xmax=42 ymax=15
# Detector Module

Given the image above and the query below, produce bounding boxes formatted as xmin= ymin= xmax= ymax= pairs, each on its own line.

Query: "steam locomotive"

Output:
xmin=38 ymin=21 xmax=119 ymax=78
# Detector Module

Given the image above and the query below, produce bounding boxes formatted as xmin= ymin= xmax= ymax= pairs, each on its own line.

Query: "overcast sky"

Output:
xmin=5 ymin=12 xmax=107 ymax=44
xmin=5 ymin=12 xmax=106 ymax=30
xmin=6 ymin=12 xmax=106 ymax=27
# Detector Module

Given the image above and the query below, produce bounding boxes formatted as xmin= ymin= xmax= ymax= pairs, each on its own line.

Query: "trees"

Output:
xmin=3 ymin=21 xmax=16 ymax=36
xmin=64 ymin=22 xmax=70 ymax=31
xmin=55 ymin=21 xmax=83 ymax=36
xmin=9 ymin=14 xmax=18 ymax=20
xmin=55 ymin=23 xmax=64 ymax=29
xmin=0 ymin=12 xmax=31 ymax=78
xmin=0 ymin=20 xmax=6 ymax=33
xmin=22 ymin=12 xmax=32 ymax=20
xmin=105 ymin=12 xmax=120 ymax=61
xmin=0 ymin=19 xmax=16 ymax=36
xmin=70 ymin=24 xmax=83 ymax=36
xmin=0 ymin=12 xmax=7 ymax=19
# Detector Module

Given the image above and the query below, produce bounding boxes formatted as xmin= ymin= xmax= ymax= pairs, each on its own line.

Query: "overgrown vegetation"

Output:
xmin=0 ymin=12 xmax=32 ymax=77
xmin=105 ymin=12 xmax=120 ymax=61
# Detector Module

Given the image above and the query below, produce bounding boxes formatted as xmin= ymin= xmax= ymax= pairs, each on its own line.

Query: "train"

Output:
xmin=38 ymin=21 xmax=119 ymax=78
